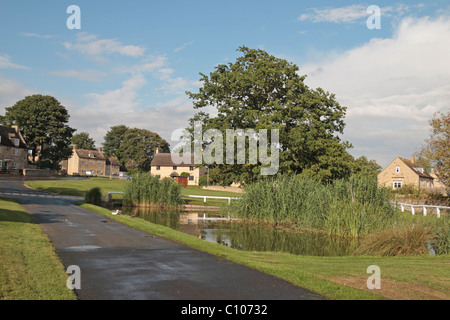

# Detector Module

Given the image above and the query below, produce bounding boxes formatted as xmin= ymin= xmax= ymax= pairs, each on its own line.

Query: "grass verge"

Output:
xmin=78 ymin=201 xmax=450 ymax=300
xmin=0 ymin=196 xmax=76 ymax=300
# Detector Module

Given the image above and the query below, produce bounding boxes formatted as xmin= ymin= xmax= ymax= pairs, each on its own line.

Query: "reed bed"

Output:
xmin=123 ymin=173 xmax=182 ymax=207
xmin=231 ymin=174 xmax=397 ymax=237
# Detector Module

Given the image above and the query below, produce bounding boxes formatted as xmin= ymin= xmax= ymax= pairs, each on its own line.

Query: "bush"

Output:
xmin=354 ymin=222 xmax=434 ymax=256
xmin=123 ymin=173 xmax=182 ymax=207
xmin=85 ymin=187 xmax=102 ymax=206
xmin=231 ymin=173 xmax=397 ymax=237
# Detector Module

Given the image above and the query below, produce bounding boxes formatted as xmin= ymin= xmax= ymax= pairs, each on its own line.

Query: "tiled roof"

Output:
xmin=106 ymin=156 xmax=120 ymax=166
xmin=75 ymin=149 xmax=106 ymax=160
xmin=399 ymin=157 xmax=434 ymax=179
xmin=0 ymin=125 xmax=27 ymax=148
xmin=151 ymin=153 xmax=196 ymax=167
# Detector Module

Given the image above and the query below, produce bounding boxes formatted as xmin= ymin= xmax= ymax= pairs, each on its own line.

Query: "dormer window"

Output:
xmin=13 ymin=138 xmax=20 ymax=147
xmin=89 ymin=153 xmax=95 ymax=158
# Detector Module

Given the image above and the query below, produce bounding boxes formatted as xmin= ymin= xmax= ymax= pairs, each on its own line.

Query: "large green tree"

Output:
xmin=184 ymin=46 xmax=352 ymax=184
xmin=1 ymin=94 xmax=75 ymax=168
xmin=417 ymin=111 xmax=449 ymax=186
xmin=102 ymin=125 xmax=129 ymax=158
xmin=103 ymin=125 xmax=169 ymax=171
xmin=71 ymin=131 xmax=96 ymax=150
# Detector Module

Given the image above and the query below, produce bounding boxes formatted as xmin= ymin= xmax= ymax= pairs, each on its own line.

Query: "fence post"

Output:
xmin=411 ymin=206 xmax=415 ymax=215
xmin=436 ymin=207 xmax=441 ymax=218
xmin=423 ymin=206 xmax=427 ymax=216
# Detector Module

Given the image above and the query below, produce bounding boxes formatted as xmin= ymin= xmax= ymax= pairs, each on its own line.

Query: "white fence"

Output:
xmin=180 ymin=194 xmax=242 ymax=205
xmin=107 ymin=192 xmax=241 ymax=205
xmin=391 ymin=202 xmax=449 ymax=218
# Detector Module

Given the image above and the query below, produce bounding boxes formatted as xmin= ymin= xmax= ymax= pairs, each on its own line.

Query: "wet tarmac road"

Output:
xmin=0 ymin=179 xmax=325 ymax=300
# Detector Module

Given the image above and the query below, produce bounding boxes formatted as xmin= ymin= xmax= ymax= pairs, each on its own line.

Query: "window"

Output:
xmin=393 ymin=181 xmax=402 ymax=188
xmin=156 ymin=166 xmax=160 ymax=170
xmin=97 ymin=170 xmax=102 ymax=174
xmin=0 ymin=160 xmax=3 ymax=168
xmin=155 ymin=175 xmax=161 ymax=179
xmin=82 ymin=161 xmax=87 ymax=165
xmin=189 ymin=166 xmax=194 ymax=171
xmin=13 ymin=148 xmax=19 ymax=156
xmin=13 ymin=138 xmax=19 ymax=147
xmin=395 ymin=166 xmax=400 ymax=173
xmin=12 ymin=162 xmax=18 ymax=169
xmin=81 ymin=169 xmax=86 ymax=173
xmin=173 ymin=166 xmax=177 ymax=170
xmin=98 ymin=162 xmax=103 ymax=166
xmin=90 ymin=161 xmax=94 ymax=165
xmin=189 ymin=176 xmax=194 ymax=181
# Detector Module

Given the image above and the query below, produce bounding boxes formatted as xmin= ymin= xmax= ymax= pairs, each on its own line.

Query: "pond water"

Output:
xmin=121 ymin=207 xmax=358 ymax=256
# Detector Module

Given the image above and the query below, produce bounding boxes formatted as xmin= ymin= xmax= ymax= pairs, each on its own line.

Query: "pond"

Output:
xmin=121 ymin=207 xmax=358 ymax=256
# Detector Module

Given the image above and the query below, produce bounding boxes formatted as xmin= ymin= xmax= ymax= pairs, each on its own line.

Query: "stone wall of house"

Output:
xmin=378 ymin=157 xmax=422 ymax=188
xmin=150 ymin=165 xmax=205 ymax=185
xmin=0 ymin=145 xmax=28 ymax=170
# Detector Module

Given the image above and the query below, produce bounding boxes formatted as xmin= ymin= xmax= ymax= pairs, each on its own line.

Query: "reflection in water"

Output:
xmin=122 ymin=207 xmax=357 ymax=256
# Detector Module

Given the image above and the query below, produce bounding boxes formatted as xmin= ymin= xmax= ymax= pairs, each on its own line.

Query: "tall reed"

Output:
xmin=231 ymin=173 xmax=397 ymax=237
xmin=123 ymin=173 xmax=182 ymax=207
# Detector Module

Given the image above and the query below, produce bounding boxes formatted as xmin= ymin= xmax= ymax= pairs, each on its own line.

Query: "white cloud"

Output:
xmin=299 ymin=4 xmax=368 ymax=23
xmin=174 ymin=41 xmax=195 ymax=52
xmin=298 ymin=3 xmax=418 ymax=24
xmin=83 ymin=73 xmax=147 ymax=112
xmin=63 ymin=32 xmax=146 ymax=58
xmin=0 ymin=55 xmax=30 ymax=70
xmin=48 ymin=69 xmax=106 ymax=82
xmin=0 ymin=75 xmax=34 ymax=109
xmin=300 ymin=15 xmax=450 ymax=167
xmin=20 ymin=32 xmax=53 ymax=39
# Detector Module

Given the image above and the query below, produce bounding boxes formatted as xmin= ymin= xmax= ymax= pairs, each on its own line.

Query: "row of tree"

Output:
xmin=0 ymin=95 xmax=169 ymax=172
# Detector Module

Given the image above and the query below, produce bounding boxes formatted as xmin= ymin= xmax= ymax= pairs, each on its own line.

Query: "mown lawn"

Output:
xmin=0 ymin=196 xmax=76 ymax=300
xmin=25 ymin=178 xmax=242 ymax=206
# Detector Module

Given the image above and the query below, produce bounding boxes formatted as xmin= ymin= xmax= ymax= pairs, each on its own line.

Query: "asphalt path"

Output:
xmin=0 ymin=178 xmax=325 ymax=300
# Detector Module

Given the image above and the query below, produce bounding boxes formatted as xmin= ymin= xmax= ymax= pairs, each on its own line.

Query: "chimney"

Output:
xmin=155 ymin=147 xmax=159 ymax=154
xmin=411 ymin=155 xmax=415 ymax=164
xmin=73 ymin=144 xmax=77 ymax=150
xmin=98 ymin=147 xmax=103 ymax=153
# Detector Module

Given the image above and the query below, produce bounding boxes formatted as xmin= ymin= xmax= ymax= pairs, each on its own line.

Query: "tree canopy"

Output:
xmin=184 ymin=46 xmax=353 ymax=184
xmin=71 ymin=132 xmax=96 ymax=150
xmin=417 ymin=111 xmax=449 ymax=186
xmin=1 ymin=94 xmax=75 ymax=168
xmin=103 ymin=125 xmax=170 ymax=171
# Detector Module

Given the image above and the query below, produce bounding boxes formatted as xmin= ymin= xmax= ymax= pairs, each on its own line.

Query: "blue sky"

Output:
xmin=1 ymin=0 xmax=449 ymax=168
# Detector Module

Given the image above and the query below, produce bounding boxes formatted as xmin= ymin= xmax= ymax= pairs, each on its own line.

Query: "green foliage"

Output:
xmin=417 ymin=111 xmax=449 ymax=186
xmin=71 ymin=132 xmax=96 ymax=150
xmin=102 ymin=125 xmax=170 ymax=171
xmin=198 ymin=175 xmax=209 ymax=187
xmin=84 ymin=187 xmax=102 ymax=206
xmin=123 ymin=173 xmax=182 ymax=207
xmin=1 ymin=94 xmax=75 ymax=168
xmin=232 ymin=174 xmax=397 ymax=237
xmin=184 ymin=46 xmax=353 ymax=184
xmin=180 ymin=172 xmax=190 ymax=177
